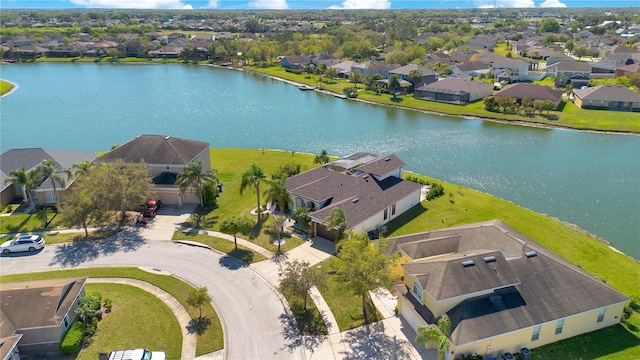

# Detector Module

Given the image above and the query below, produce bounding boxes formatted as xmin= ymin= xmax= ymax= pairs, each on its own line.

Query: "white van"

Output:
xmin=108 ymin=349 xmax=166 ymax=360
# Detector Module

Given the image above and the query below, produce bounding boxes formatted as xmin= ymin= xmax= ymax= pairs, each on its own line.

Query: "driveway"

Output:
xmin=0 ymin=234 xmax=305 ymax=360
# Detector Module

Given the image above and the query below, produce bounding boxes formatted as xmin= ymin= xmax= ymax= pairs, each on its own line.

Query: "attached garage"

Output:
xmin=315 ymin=223 xmax=337 ymax=242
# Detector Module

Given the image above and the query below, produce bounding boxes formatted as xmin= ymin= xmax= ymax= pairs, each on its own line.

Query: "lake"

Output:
xmin=1 ymin=63 xmax=638 ymax=259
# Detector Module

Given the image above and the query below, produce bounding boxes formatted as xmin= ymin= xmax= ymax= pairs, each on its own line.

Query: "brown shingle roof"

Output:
xmin=574 ymin=85 xmax=640 ymax=102
xmin=95 ymin=135 xmax=208 ymax=165
xmin=355 ymin=154 xmax=404 ymax=177
xmin=495 ymin=83 xmax=562 ymax=102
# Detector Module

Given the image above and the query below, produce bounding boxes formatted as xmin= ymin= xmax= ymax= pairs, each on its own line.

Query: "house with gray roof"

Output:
xmin=388 ymin=64 xmax=437 ymax=88
xmin=0 ymin=278 xmax=87 ymax=356
xmin=414 ymin=78 xmax=493 ymax=104
xmin=390 ymin=220 xmax=628 ymax=359
xmin=0 ymin=148 xmax=97 ymax=208
xmin=285 ymin=153 xmax=422 ymax=241
xmin=94 ymin=135 xmax=210 ymax=206
xmin=494 ymin=83 xmax=563 ymax=108
xmin=573 ymin=85 xmax=640 ymax=111
xmin=546 ymin=61 xmax=592 ymax=87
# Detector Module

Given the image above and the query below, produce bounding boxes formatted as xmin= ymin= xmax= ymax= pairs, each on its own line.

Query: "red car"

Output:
xmin=142 ymin=199 xmax=162 ymax=217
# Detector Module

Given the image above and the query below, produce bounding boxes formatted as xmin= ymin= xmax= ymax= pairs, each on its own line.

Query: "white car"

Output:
xmin=108 ymin=349 xmax=166 ymax=360
xmin=1 ymin=235 xmax=45 ymax=254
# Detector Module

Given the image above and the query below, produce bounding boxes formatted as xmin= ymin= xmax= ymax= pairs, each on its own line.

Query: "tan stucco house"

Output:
xmin=0 ymin=278 xmax=87 ymax=355
xmin=573 ymin=85 xmax=640 ymax=111
xmin=94 ymin=135 xmax=210 ymax=206
xmin=388 ymin=220 xmax=628 ymax=359
xmin=285 ymin=153 xmax=422 ymax=241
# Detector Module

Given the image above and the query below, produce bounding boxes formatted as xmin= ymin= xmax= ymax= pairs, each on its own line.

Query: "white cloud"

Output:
xmin=539 ymin=0 xmax=566 ymax=7
xmin=202 ymin=0 xmax=219 ymax=8
xmin=248 ymin=0 xmax=289 ymax=9
xmin=329 ymin=0 xmax=391 ymax=9
xmin=474 ymin=0 xmax=534 ymax=7
xmin=70 ymin=0 xmax=193 ymax=8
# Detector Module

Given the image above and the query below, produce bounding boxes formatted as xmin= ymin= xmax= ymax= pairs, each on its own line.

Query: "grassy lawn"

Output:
xmin=0 ymin=79 xmax=13 ymax=95
xmin=281 ymin=289 xmax=329 ymax=336
xmin=316 ymin=256 xmax=383 ymax=332
xmin=0 ymin=268 xmax=223 ymax=356
xmin=76 ymin=283 xmax=182 ymax=360
xmin=0 ymin=212 xmax=62 ymax=234
xmin=172 ymin=230 xmax=268 ymax=263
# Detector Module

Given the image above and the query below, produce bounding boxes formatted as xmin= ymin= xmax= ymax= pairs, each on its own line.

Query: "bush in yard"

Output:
xmin=87 ymin=292 xmax=102 ymax=310
xmin=60 ymin=321 xmax=85 ymax=354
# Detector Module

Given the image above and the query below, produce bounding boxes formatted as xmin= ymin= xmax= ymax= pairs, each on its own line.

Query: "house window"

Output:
xmin=45 ymin=189 xmax=57 ymax=203
xmin=383 ymin=208 xmax=388 ymax=220
xmin=412 ymin=281 xmax=423 ymax=303
xmin=391 ymin=204 xmax=396 ymax=216
xmin=588 ymin=100 xmax=592 ymax=105
xmin=531 ymin=325 xmax=541 ymax=341
xmin=600 ymin=100 xmax=604 ymax=106
xmin=555 ymin=319 xmax=564 ymax=335
xmin=597 ymin=307 xmax=606 ymax=323
xmin=63 ymin=315 xmax=69 ymax=329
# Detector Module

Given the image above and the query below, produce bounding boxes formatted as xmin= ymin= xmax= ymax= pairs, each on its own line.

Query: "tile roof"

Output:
xmin=95 ymin=134 xmax=209 ymax=166
xmin=389 ymin=220 xmax=629 ymax=347
xmin=494 ymin=83 xmax=563 ymax=102
xmin=573 ymin=85 xmax=640 ymax=102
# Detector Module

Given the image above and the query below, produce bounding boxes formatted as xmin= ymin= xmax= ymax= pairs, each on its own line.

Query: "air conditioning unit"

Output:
xmin=520 ymin=348 xmax=532 ymax=360
xmin=501 ymin=353 xmax=516 ymax=360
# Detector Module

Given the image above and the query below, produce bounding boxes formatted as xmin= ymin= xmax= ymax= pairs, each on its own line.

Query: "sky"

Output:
xmin=0 ymin=0 xmax=638 ymax=10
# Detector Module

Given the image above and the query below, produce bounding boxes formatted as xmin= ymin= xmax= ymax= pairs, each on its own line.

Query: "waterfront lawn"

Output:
xmin=0 ymin=80 xmax=13 ymax=95
xmin=171 ymin=230 xmax=268 ymax=263
xmin=182 ymin=148 xmax=317 ymax=253
xmin=316 ymin=255 xmax=383 ymax=332
xmin=76 ymin=283 xmax=182 ymax=360
xmin=0 ymin=267 xmax=224 ymax=356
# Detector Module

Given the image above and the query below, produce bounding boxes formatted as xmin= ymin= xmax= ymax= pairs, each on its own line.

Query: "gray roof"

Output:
xmin=552 ymin=61 xmax=592 ymax=72
xmin=355 ymin=154 xmax=405 ymax=177
xmin=388 ymin=64 xmax=435 ymax=76
xmin=285 ymin=155 xmax=421 ymax=229
xmin=495 ymin=83 xmax=563 ymax=102
xmin=573 ymin=85 xmax=640 ymax=102
xmin=1 ymin=148 xmax=97 ymax=191
xmin=95 ymin=135 xmax=209 ymax=166
xmin=390 ymin=220 xmax=629 ymax=347
xmin=416 ymin=78 xmax=493 ymax=95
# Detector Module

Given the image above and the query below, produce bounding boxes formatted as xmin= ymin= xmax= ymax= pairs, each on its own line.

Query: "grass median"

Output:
xmin=172 ymin=230 xmax=268 ymax=264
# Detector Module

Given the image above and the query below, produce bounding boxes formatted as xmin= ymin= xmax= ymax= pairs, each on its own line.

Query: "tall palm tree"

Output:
xmin=34 ymin=159 xmax=68 ymax=203
xmin=175 ymin=160 xmax=218 ymax=206
xmin=415 ymin=314 xmax=452 ymax=360
xmin=263 ymin=178 xmax=291 ymax=213
xmin=71 ymin=160 xmax=95 ymax=176
xmin=323 ymin=207 xmax=346 ymax=241
xmin=314 ymin=150 xmax=330 ymax=165
xmin=4 ymin=167 xmax=38 ymax=211
xmin=240 ymin=163 xmax=266 ymax=219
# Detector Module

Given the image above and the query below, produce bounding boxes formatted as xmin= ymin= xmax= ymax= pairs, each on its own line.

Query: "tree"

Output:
xmin=484 ymin=96 xmax=499 ymax=112
xmin=292 ymin=206 xmax=311 ymax=229
xmin=573 ymin=44 xmax=591 ymax=60
xmin=388 ymin=74 xmax=401 ymax=99
xmin=325 ymin=67 xmax=338 ymax=83
xmin=220 ymin=216 xmax=254 ymax=250
xmin=323 ymin=207 xmax=346 ymax=241
xmin=263 ymin=178 xmax=291 ymax=213
xmin=36 ymin=206 xmax=55 ymax=228
xmin=272 ymin=214 xmax=287 ymax=254
xmin=280 ymin=260 xmax=326 ymax=312
xmin=408 ymin=69 xmax=423 ymax=89
xmin=415 ymin=314 xmax=452 ymax=360
xmin=187 ymin=287 xmax=212 ymax=320
xmin=74 ymin=294 xmax=101 ymax=325
xmin=349 ymin=70 xmax=362 ymax=88
xmin=71 ymin=160 xmax=95 ymax=176
xmin=313 ymin=149 xmax=330 ymax=165
xmin=176 ymin=159 xmax=219 ymax=207
xmin=539 ymin=18 xmax=560 ymax=33
xmin=541 ymin=100 xmax=556 ymax=115
xmin=497 ymin=96 xmax=516 ymax=113
xmin=34 ymin=159 xmax=68 ymax=203
xmin=240 ymin=163 xmax=267 ymax=219
xmin=4 ymin=167 xmax=39 ymax=211
xmin=335 ymin=232 xmax=393 ymax=320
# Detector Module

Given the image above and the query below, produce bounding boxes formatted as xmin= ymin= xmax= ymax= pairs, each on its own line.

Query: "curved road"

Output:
xmin=0 ymin=235 xmax=304 ymax=360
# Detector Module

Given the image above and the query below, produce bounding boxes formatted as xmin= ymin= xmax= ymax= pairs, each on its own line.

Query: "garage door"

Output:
xmin=315 ymin=223 xmax=337 ymax=242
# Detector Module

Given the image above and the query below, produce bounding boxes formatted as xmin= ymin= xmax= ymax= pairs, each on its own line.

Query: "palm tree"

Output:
xmin=263 ymin=178 xmax=291 ymax=213
xmin=5 ymin=167 xmax=38 ymax=211
xmin=415 ymin=314 xmax=452 ymax=360
xmin=349 ymin=70 xmax=362 ymax=88
xmin=240 ymin=163 xmax=267 ymax=220
xmin=314 ymin=149 xmax=330 ymax=165
xmin=34 ymin=159 xmax=68 ymax=203
xmin=71 ymin=160 xmax=95 ymax=176
xmin=175 ymin=160 xmax=218 ymax=206
xmin=388 ymin=74 xmax=401 ymax=99
xmin=186 ymin=287 xmax=212 ymax=320
xmin=323 ymin=207 xmax=346 ymax=241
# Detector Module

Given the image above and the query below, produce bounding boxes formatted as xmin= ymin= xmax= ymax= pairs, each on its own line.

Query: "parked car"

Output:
xmin=107 ymin=349 xmax=166 ymax=360
xmin=142 ymin=199 xmax=162 ymax=217
xmin=1 ymin=234 xmax=45 ymax=254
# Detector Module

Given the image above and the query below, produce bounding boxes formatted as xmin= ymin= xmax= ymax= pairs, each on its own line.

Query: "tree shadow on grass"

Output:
xmin=339 ymin=321 xmax=414 ymax=360
xmin=187 ymin=316 xmax=212 ymax=335
xmin=49 ymin=228 xmax=145 ymax=267
xmin=279 ymin=309 xmax=327 ymax=355
xmin=227 ymin=248 xmax=255 ymax=264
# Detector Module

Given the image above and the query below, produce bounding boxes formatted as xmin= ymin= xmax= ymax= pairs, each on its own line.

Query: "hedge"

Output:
xmin=60 ymin=321 xmax=85 ymax=354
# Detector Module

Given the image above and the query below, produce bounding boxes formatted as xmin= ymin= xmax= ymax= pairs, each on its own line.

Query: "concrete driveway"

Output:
xmin=0 ymin=233 xmax=305 ymax=360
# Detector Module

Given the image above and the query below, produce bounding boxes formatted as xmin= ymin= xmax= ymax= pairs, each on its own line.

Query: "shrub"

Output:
xmin=87 ymin=292 xmax=102 ymax=310
xmin=85 ymin=317 xmax=99 ymax=337
xmin=60 ymin=321 xmax=85 ymax=354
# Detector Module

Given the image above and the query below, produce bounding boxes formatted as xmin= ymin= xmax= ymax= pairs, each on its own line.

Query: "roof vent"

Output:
xmin=384 ymin=157 xmax=391 ymax=161
xmin=352 ymin=198 xmax=359 ymax=203
xmin=363 ymin=174 xmax=369 ymax=179
xmin=165 ymin=136 xmax=171 ymax=140
xmin=483 ymin=256 xmax=497 ymax=264
xmin=525 ymin=251 xmax=537 ymax=258
xmin=462 ymin=260 xmax=475 ymax=268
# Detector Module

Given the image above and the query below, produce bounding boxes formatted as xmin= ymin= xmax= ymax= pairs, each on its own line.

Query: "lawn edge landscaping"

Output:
xmin=171 ymin=230 xmax=268 ymax=264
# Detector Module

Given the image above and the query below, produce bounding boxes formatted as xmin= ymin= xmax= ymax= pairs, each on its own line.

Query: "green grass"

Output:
xmin=280 ymin=289 xmax=329 ymax=336
xmin=172 ymin=230 xmax=268 ymax=263
xmin=0 ymin=213 xmax=62 ymax=234
xmin=76 ymin=283 xmax=182 ymax=360
xmin=0 ymin=268 xmax=223 ymax=356
xmin=316 ymin=256 xmax=383 ymax=332
xmin=0 ymin=80 xmax=13 ymax=95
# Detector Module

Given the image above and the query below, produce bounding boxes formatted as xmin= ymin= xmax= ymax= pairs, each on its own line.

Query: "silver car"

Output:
xmin=1 ymin=235 xmax=45 ymax=254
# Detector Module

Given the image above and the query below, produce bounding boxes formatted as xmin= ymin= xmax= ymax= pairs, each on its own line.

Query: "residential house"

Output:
xmin=473 ymin=52 xmax=533 ymax=81
xmin=0 ymin=278 xmax=88 ymax=355
xmin=280 ymin=55 xmax=309 ymax=71
xmin=331 ymin=60 xmax=358 ymax=78
xmin=0 ymin=148 xmax=97 ymax=207
xmin=285 ymin=153 xmax=422 ymax=241
xmin=388 ymin=64 xmax=438 ymax=88
xmin=117 ymin=40 xmax=146 ymax=58
xmin=390 ymin=220 xmax=628 ymax=359
xmin=464 ymin=35 xmax=496 ymax=50
xmin=546 ymin=61 xmax=592 ymax=87
xmin=451 ymin=61 xmax=491 ymax=77
xmin=591 ymin=60 xmax=617 ymax=74
xmin=495 ymin=83 xmax=563 ymax=108
xmin=351 ymin=61 xmax=400 ymax=78
xmin=307 ymin=52 xmax=340 ymax=67
xmin=573 ymin=85 xmax=640 ymax=111
xmin=191 ymin=33 xmax=215 ymax=48
xmin=94 ymin=135 xmax=210 ymax=206
xmin=615 ymin=63 xmax=640 ymax=77
xmin=414 ymin=78 xmax=493 ymax=104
